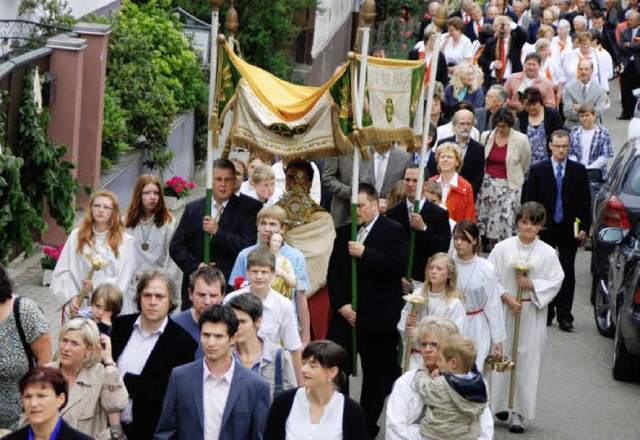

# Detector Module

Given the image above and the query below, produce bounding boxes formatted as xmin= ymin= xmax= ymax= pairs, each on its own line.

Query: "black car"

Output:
xmin=596 ymin=225 xmax=640 ymax=381
xmin=592 ymin=138 xmax=640 ymax=336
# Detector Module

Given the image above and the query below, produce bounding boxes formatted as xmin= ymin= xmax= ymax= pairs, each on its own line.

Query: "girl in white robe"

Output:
xmin=51 ymin=190 xmax=135 ymax=320
xmin=487 ymin=202 xmax=563 ymax=432
xmin=124 ymin=174 xmax=177 ymax=314
xmin=453 ymin=220 xmax=507 ymax=371
xmin=398 ymin=253 xmax=467 ymax=371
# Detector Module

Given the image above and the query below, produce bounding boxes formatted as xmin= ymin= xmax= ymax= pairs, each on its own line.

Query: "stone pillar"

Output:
xmin=73 ymin=22 xmax=111 ymax=208
xmin=42 ymin=35 xmax=87 ymax=246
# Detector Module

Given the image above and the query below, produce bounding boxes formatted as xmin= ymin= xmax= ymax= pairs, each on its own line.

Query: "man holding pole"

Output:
xmin=170 ymin=159 xmax=262 ymax=309
xmin=327 ymin=183 xmax=408 ymax=438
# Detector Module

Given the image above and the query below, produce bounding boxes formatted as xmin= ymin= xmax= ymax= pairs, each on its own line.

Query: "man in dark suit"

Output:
xmin=111 ymin=269 xmax=197 ymax=440
xmin=386 ymin=166 xmax=451 ymax=285
xmin=478 ymin=15 xmax=528 ymax=89
xmin=327 ymin=183 xmax=408 ymax=439
xmin=155 ymin=304 xmax=271 ymax=439
xmin=617 ymin=11 xmax=640 ymax=119
xmin=464 ymin=4 xmax=493 ymax=42
xmin=525 ymin=129 xmax=591 ymax=332
xmin=433 ymin=108 xmax=485 ymax=199
xmin=359 ymin=141 xmax=411 ymax=211
xmin=170 ymin=159 xmax=262 ymax=307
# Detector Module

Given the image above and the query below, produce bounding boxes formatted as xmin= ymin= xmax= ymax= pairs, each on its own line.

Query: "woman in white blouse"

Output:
xmin=452 ymin=220 xmax=506 ymax=371
xmin=123 ymin=174 xmax=176 ymax=314
xmin=51 ymin=190 xmax=135 ymax=320
xmin=264 ymin=340 xmax=367 ymax=440
xmin=442 ymin=17 xmax=474 ymax=77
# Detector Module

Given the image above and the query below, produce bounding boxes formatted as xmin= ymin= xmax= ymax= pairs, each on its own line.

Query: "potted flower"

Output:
xmin=41 ymin=244 xmax=63 ymax=285
xmin=163 ymin=176 xmax=196 ymax=211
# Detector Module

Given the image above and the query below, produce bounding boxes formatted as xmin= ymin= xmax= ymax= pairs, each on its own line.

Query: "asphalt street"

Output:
xmin=5 ymin=79 xmax=640 ymax=439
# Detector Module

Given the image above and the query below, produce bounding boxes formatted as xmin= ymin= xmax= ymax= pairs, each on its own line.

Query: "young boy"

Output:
xmin=223 ymin=246 xmax=303 ymax=382
xmin=414 ymin=334 xmax=488 ymax=440
xmin=78 ymin=283 xmax=123 ymax=335
xmin=250 ymin=164 xmax=284 ymax=205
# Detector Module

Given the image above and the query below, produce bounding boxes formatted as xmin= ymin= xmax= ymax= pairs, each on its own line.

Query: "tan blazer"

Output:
xmin=481 ymin=128 xmax=531 ymax=189
xmin=48 ymin=361 xmax=128 ymax=440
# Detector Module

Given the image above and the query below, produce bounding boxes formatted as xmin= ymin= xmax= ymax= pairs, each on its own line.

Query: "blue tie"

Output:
xmin=554 ymin=164 xmax=564 ymax=223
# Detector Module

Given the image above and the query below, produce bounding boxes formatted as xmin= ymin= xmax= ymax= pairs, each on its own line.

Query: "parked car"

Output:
xmin=591 ymin=138 xmax=640 ymax=334
xmin=628 ymin=89 xmax=640 ymax=140
xmin=596 ymin=226 xmax=640 ymax=381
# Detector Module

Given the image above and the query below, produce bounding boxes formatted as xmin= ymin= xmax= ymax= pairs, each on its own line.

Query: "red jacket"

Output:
xmin=429 ymin=174 xmax=476 ymax=222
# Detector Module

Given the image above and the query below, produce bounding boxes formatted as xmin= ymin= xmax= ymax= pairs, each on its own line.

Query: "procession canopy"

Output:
xmin=216 ymin=42 xmax=426 ymax=160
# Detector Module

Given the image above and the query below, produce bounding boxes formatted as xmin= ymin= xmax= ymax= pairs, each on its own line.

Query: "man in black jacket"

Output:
xmin=111 ymin=269 xmax=197 ymax=440
xmin=525 ymin=129 xmax=591 ymax=332
xmin=478 ymin=15 xmax=528 ymax=90
xmin=170 ymin=159 xmax=262 ymax=307
xmin=327 ymin=183 xmax=408 ymax=439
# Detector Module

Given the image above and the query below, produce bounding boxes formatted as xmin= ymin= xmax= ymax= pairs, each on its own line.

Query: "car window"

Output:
xmin=621 ymin=157 xmax=640 ymax=196
xmin=608 ymin=148 xmax=628 ymax=185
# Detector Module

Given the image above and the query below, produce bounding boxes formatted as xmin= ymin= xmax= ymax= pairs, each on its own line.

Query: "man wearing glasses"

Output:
xmin=525 ymin=129 xmax=591 ymax=332
xmin=171 ymin=159 xmax=262 ymax=309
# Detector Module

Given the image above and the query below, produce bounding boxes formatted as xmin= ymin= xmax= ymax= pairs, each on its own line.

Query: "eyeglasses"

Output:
xmin=92 ymin=204 xmax=114 ymax=211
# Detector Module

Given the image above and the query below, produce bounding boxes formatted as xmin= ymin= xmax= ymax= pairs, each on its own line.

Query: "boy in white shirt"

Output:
xmin=224 ymin=246 xmax=303 ymax=382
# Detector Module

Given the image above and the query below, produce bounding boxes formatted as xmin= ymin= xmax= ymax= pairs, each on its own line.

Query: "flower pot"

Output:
xmin=42 ymin=269 xmax=53 ymax=286
xmin=165 ymin=196 xmax=186 ymax=211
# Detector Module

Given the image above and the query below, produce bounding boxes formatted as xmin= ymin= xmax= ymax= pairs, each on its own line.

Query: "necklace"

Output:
xmin=516 ymin=236 xmax=537 ymax=265
xmin=139 ymin=217 xmax=154 ymax=251
xmin=457 ymin=255 xmax=478 ymax=294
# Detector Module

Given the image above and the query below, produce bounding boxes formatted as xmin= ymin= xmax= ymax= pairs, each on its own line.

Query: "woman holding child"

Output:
xmin=48 ymin=318 xmax=128 ymax=439
xmin=51 ymin=190 xmax=135 ymax=320
xmin=487 ymin=202 xmax=563 ymax=433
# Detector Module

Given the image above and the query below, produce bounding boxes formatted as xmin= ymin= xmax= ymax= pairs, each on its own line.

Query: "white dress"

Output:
xmin=126 ymin=217 xmax=177 ymax=314
xmin=487 ymin=236 xmax=564 ymax=419
xmin=51 ymin=228 xmax=136 ymax=317
xmin=285 ymin=388 xmax=344 ymax=440
xmin=454 ymin=253 xmax=507 ymax=371
xmin=398 ymin=289 xmax=467 ymax=371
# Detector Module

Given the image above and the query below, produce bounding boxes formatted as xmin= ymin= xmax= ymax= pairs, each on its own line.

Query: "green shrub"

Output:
xmin=101 ymin=85 xmax=132 ymax=170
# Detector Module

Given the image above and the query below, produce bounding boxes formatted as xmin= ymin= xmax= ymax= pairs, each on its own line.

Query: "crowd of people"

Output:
xmin=0 ymin=0 xmax=630 ymax=438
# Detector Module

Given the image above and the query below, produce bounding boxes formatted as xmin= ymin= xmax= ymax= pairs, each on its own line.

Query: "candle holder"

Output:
xmin=74 ymin=253 xmax=109 ymax=309
xmin=402 ymin=290 xmax=428 ymax=372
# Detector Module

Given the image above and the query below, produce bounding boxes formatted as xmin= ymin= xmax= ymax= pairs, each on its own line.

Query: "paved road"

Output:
xmin=6 ymin=80 xmax=640 ymax=439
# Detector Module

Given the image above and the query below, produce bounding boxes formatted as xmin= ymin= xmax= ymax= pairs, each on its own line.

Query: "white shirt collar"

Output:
xmin=203 ymin=356 xmax=235 ymax=382
xmin=133 ymin=315 xmax=169 ymax=337
xmin=361 ymin=213 xmax=380 ymax=234
xmin=437 ymin=173 xmax=459 ymax=187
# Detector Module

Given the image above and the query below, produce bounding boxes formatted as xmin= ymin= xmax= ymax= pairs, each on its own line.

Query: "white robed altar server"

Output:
xmin=51 ymin=190 xmax=135 ymax=318
xmin=398 ymin=254 xmax=467 ymax=372
xmin=452 ymin=220 xmax=507 ymax=371
xmin=486 ymin=202 xmax=563 ymax=432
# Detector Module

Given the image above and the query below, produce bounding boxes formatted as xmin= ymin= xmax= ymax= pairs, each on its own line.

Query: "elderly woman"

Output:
xmin=551 ymin=19 xmax=573 ymax=59
xmin=51 ymin=190 xmax=135 ymax=319
xmin=386 ymin=316 xmax=495 ymax=440
xmin=429 ymin=143 xmax=476 ymax=222
xmin=516 ymin=87 xmax=563 ymax=167
xmin=477 ymin=108 xmax=531 ymax=248
xmin=49 ymin=318 xmax=128 ymax=440
xmin=444 ymin=62 xmax=484 ymax=115
xmin=3 ymin=367 xmax=92 ymax=440
xmin=521 ymin=25 xmax=556 ymax=62
xmin=535 ymin=38 xmax=561 ymax=91
xmin=0 ymin=265 xmax=51 ymax=431
xmin=442 ymin=17 xmax=474 ymax=76
xmin=264 ymin=340 xmax=367 ymax=439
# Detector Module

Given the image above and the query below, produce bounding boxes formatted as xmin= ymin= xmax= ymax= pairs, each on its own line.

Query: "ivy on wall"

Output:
xmin=16 ymin=69 xmax=82 ymax=232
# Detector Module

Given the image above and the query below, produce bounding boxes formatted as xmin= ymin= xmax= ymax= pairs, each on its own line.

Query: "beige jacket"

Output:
xmin=481 ymin=128 xmax=531 ymax=189
xmin=47 ymin=361 xmax=128 ymax=440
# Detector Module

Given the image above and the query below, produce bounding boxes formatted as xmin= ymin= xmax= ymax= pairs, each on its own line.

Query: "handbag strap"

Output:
xmin=14 ymin=297 xmax=35 ymax=368
xmin=274 ymin=347 xmax=283 ymax=393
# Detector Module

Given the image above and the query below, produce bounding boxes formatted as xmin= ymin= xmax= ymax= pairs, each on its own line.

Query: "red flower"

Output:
xmin=234 ymin=277 xmax=246 ymax=290
xmin=402 ymin=43 xmax=407 ymax=50
xmin=401 ymin=8 xmax=407 ymax=16
xmin=399 ymin=17 xmax=405 ymax=23
xmin=424 ymin=13 xmax=431 ymax=19
xmin=405 ymin=30 xmax=412 ymax=37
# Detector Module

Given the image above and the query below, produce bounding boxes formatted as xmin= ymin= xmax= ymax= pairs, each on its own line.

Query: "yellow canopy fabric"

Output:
xmin=223 ymin=42 xmax=348 ymax=122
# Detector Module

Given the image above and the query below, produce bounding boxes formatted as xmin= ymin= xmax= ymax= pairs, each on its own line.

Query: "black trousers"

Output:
xmin=358 ymin=329 xmax=400 ymax=439
xmin=541 ymin=222 xmax=579 ymax=324
xmin=621 ymin=62 xmax=640 ymax=118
